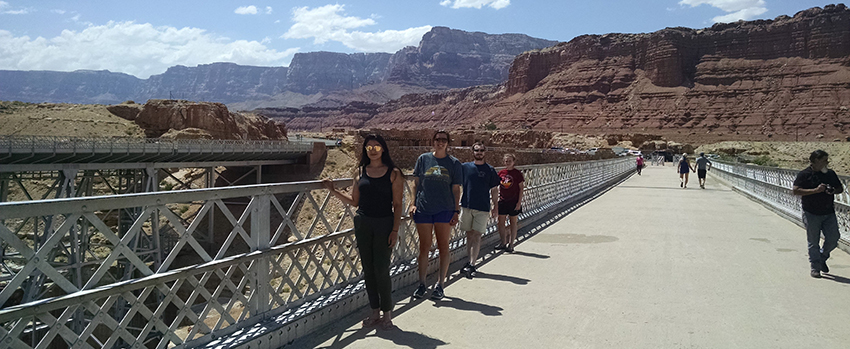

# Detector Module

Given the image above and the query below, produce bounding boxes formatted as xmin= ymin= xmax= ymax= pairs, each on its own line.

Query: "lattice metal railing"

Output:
xmin=0 ymin=135 xmax=312 ymax=158
xmin=0 ymin=157 xmax=632 ymax=348
xmin=711 ymin=160 xmax=850 ymax=246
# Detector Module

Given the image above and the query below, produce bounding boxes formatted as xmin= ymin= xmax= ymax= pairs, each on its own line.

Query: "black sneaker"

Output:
xmin=462 ymin=263 xmax=472 ymax=278
xmin=506 ymin=247 xmax=515 ymax=253
xmin=468 ymin=265 xmax=477 ymax=279
xmin=494 ymin=244 xmax=506 ymax=250
xmin=431 ymin=284 xmax=444 ymax=300
xmin=413 ymin=284 xmax=427 ymax=299
xmin=822 ymin=260 xmax=830 ymax=274
xmin=811 ymin=269 xmax=822 ymax=278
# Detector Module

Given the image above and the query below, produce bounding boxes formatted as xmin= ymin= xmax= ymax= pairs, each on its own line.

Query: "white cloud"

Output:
xmin=266 ymin=6 xmax=273 ymax=14
xmin=679 ymin=0 xmax=767 ymax=22
xmin=235 ymin=5 xmax=258 ymax=15
xmin=439 ymin=0 xmax=510 ymax=10
xmin=0 ymin=21 xmax=299 ymax=78
xmin=0 ymin=1 xmax=32 ymax=14
xmin=282 ymin=4 xmax=430 ymax=52
xmin=51 ymin=9 xmax=66 ymax=15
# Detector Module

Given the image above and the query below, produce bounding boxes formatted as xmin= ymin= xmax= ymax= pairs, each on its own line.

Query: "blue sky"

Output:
xmin=0 ymin=0 xmax=831 ymax=79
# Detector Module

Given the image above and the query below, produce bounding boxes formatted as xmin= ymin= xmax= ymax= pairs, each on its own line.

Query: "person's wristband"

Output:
xmin=454 ymin=210 xmax=460 ymax=214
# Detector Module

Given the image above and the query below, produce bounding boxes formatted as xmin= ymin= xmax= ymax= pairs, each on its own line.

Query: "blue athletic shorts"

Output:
xmin=413 ymin=210 xmax=455 ymax=224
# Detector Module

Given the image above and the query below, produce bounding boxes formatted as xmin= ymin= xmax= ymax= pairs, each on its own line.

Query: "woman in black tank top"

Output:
xmin=323 ymin=134 xmax=402 ymax=330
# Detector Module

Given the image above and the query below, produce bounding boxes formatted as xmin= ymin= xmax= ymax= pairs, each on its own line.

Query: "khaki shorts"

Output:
xmin=459 ymin=207 xmax=490 ymax=233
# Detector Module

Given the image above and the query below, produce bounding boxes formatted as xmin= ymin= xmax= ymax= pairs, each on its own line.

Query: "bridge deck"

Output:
xmin=298 ymin=165 xmax=850 ymax=348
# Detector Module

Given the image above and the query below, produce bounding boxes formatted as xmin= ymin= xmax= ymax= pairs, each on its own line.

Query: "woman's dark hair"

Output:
xmin=360 ymin=134 xmax=397 ymax=171
xmin=809 ymin=149 xmax=829 ymax=162
xmin=433 ymin=130 xmax=451 ymax=144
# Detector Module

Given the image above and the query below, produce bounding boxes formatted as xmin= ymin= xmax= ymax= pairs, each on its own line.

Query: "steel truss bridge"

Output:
xmin=0 ymin=156 xmax=848 ymax=348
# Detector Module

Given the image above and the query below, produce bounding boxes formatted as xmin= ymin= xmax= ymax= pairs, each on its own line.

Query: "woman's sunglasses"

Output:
xmin=365 ymin=145 xmax=383 ymax=152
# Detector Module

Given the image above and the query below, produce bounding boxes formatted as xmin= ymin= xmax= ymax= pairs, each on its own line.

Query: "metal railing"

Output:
xmin=711 ymin=160 xmax=850 ymax=248
xmin=0 ymin=135 xmax=313 ymax=158
xmin=0 ymin=157 xmax=633 ymax=349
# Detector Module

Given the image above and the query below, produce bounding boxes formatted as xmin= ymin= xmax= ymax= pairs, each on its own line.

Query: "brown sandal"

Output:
xmin=378 ymin=319 xmax=396 ymax=331
xmin=362 ymin=317 xmax=381 ymax=328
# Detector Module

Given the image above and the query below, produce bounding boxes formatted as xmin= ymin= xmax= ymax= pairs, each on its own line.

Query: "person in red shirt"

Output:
xmin=496 ymin=153 xmax=524 ymax=253
xmin=636 ymin=154 xmax=645 ymax=175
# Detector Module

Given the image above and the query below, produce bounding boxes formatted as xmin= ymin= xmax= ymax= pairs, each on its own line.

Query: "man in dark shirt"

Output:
xmin=792 ymin=150 xmax=844 ymax=278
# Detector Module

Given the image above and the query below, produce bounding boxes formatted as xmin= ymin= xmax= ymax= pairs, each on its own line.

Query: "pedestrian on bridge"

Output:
xmin=695 ymin=152 xmax=712 ymax=189
xmin=323 ymin=134 xmax=403 ymax=329
xmin=792 ymin=150 xmax=844 ymax=278
xmin=636 ymin=154 xmax=645 ymax=175
xmin=410 ymin=130 xmax=463 ymax=300
xmin=459 ymin=142 xmax=500 ymax=279
xmin=678 ymin=154 xmax=695 ymax=188
xmin=498 ymin=153 xmax=525 ymax=253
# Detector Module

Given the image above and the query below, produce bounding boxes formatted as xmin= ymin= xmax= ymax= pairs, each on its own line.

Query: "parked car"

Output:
xmin=628 ymin=149 xmax=642 ymax=156
xmin=586 ymin=147 xmax=599 ymax=155
xmin=544 ymin=147 xmax=566 ymax=154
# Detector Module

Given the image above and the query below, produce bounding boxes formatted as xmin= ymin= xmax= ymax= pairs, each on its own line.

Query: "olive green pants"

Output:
xmin=354 ymin=214 xmax=394 ymax=312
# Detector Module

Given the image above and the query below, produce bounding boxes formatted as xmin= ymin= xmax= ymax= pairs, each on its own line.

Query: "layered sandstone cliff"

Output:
xmin=305 ymin=4 xmax=850 ymax=143
xmin=493 ymin=4 xmax=850 ymax=141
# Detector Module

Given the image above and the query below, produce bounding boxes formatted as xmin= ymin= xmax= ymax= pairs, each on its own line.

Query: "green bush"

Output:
xmin=751 ymin=155 xmax=778 ymax=167
xmin=484 ymin=121 xmax=498 ymax=130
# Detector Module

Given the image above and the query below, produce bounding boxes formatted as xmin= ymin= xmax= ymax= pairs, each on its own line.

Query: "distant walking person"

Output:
xmin=497 ymin=154 xmax=525 ymax=253
xmin=678 ymin=154 xmax=695 ymax=188
xmin=410 ymin=130 xmax=463 ymax=300
xmin=459 ymin=142 xmax=500 ymax=279
xmin=323 ymin=134 xmax=402 ymax=330
xmin=636 ymin=154 xmax=645 ymax=175
xmin=792 ymin=150 xmax=844 ymax=278
xmin=695 ymin=152 xmax=712 ymax=189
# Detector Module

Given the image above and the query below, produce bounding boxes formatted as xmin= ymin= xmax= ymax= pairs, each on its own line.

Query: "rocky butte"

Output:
xmin=285 ymin=5 xmax=850 ymax=144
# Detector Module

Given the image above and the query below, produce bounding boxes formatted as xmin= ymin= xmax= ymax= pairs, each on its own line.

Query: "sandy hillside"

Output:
xmin=696 ymin=141 xmax=850 ymax=176
xmin=0 ymin=101 xmax=145 ymax=138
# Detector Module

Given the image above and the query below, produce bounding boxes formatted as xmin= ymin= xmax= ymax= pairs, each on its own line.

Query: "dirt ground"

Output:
xmin=0 ymin=101 xmax=145 ymax=137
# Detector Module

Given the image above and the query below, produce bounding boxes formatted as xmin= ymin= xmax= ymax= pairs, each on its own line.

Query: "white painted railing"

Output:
xmin=711 ymin=160 xmax=850 ymax=249
xmin=0 ymin=157 xmax=633 ymax=349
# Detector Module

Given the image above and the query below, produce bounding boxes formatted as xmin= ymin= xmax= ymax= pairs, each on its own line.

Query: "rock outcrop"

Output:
xmin=284 ymin=52 xmax=391 ymax=94
xmin=387 ymin=27 xmax=559 ymax=88
xmin=116 ymin=99 xmax=287 ymax=140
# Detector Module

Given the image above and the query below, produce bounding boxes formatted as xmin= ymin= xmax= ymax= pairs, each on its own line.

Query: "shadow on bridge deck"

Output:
xmin=291 ymin=165 xmax=850 ymax=348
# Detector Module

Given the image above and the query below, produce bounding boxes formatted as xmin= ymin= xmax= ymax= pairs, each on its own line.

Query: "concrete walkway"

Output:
xmin=293 ymin=165 xmax=850 ymax=349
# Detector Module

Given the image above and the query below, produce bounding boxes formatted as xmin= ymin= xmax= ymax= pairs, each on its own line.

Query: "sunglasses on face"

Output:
xmin=473 ymin=149 xmax=485 ymax=152
xmin=365 ymin=145 xmax=383 ymax=152
xmin=434 ymin=138 xmax=449 ymax=143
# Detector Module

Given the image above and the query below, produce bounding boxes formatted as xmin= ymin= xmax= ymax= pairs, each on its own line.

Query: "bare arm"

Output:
xmin=793 ymin=184 xmax=826 ymax=196
xmin=450 ymin=184 xmax=462 ymax=226
xmin=490 ymin=186 xmax=499 ymax=218
xmin=408 ymin=177 xmax=419 ymax=216
xmin=322 ymin=177 xmax=359 ymax=207
xmin=516 ymin=181 xmax=526 ymax=210
xmin=389 ymin=169 xmax=403 ymax=247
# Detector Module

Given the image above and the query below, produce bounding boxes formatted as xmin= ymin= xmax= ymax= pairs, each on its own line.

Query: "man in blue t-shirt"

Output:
xmin=459 ymin=142 xmax=500 ymax=279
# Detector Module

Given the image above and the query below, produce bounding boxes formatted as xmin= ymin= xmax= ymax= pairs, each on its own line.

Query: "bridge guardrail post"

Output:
xmin=251 ymin=192 xmax=273 ymax=316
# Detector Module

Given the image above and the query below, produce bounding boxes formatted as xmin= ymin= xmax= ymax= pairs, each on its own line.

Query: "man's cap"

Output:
xmin=700 ymin=152 xmax=705 ymax=156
